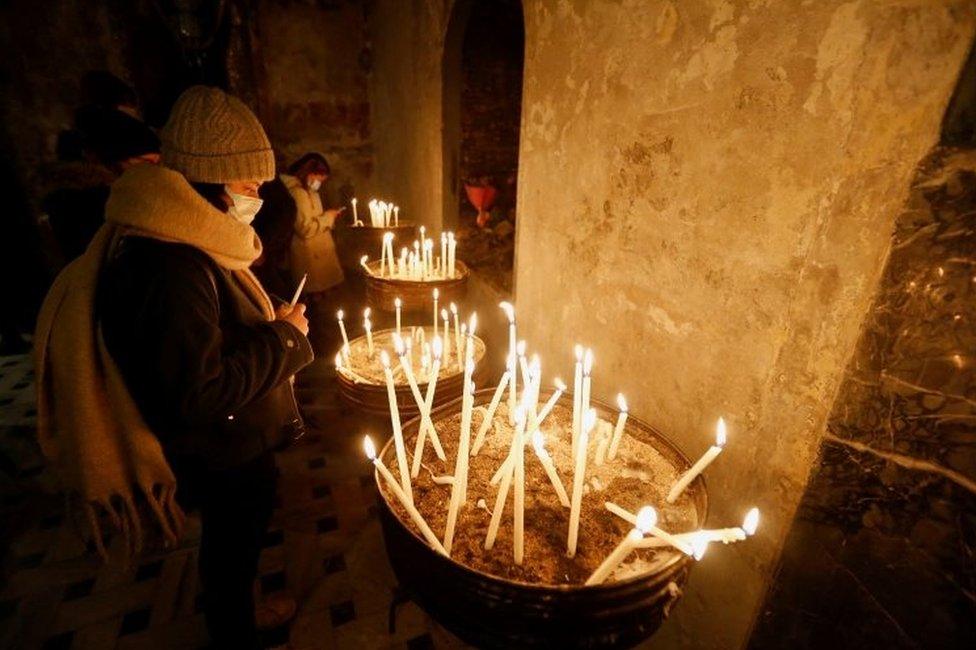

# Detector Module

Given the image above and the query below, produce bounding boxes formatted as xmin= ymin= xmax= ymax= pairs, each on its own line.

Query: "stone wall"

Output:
xmin=254 ymin=0 xmax=374 ymax=206
xmin=367 ymin=0 xmax=452 ymax=229
xmin=512 ymin=1 xmax=975 ymax=648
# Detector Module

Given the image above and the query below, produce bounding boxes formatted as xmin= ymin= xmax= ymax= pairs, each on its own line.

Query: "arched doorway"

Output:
xmin=442 ymin=0 xmax=524 ymax=291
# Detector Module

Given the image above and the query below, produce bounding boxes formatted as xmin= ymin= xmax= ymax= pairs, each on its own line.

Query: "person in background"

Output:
xmin=253 ymin=170 xmax=297 ymax=299
xmin=41 ymin=107 xmax=160 ymax=262
xmin=283 ymin=153 xmax=345 ymax=298
xmin=80 ymin=69 xmax=141 ymax=119
xmin=35 ymin=86 xmax=312 ymax=649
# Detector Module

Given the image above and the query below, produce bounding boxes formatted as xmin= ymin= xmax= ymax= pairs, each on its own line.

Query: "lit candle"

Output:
xmin=572 ymin=345 xmax=583 ymax=459
xmin=351 ymin=197 xmax=358 ymax=224
xmin=380 ymin=351 xmax=412 ymax=504
xmin=450 ymin=303 xmax=461 ymax=369
xmin=605 ymin=503 xmax=695 ymax=555
xmin=457 ymin=323 xmax=466 ymax=372
xmin=499 ymin=302 xmax=517 ymax=422
xmin=484 ymin=406 xmax=527 ymax=551
xmin=517 ymin=340 xmax=529 ymax=387
xmin=532 ymin=430 xmax=570 ymax=507
xmin=334 ymin=351 xmax=344 ymax=373
xmin=394 ymin=298 xmax=402 ymax=337
xmin=383 ymin=232 xmax=395 ymax=277
xmin=440 ymin=308 xmax=451 ymax=364
xmin=394 ymin=205 xmax=399 ymax=226
xmin=336 ymin=310 xmax=350 ymax=353
xmin=580 ymin=348 xmax=593 ymax=449
xmin=470 ymin=369 xmax=511 ymax=456
xmin=607 ymin=394 xmax=629 ymax=461
xmin=380 ymin=232 xmax=388 ymax=276
xmin=585 ymin=506 xmax=656 ymax=585
xmin=364 ymin=435 xmax=445 ymax=555
xmin=567 ymin=408 xmax=597 ymax=557
xmin=448 ymin=232 xmax=456 ymax=278
xmin=666 ymin=417 xmax=727 ymax=503
xmin=432 ymin=288 xmax=439 ymax=338
xmin=363 ymin=308 xmax=374 ymax=358
xmin=360 ymin=254 xmax=371 ymax=275
xmin=444 ymin=377 xmax=475 ymax=554
xmin=440 ymin=232 xmax=447 ymax=277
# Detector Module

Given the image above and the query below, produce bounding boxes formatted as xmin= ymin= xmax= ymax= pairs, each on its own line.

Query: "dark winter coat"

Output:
xmin=97 ymin=236 xmax=313 ymax=470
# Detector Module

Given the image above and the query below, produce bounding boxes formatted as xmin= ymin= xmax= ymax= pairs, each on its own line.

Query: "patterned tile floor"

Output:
xmin=0 ymin=277 xmax=474 ymax=649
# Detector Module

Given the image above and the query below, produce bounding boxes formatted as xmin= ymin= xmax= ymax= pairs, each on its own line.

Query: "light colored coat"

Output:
xmin=284 ymin=174 xmax=344 ymax=291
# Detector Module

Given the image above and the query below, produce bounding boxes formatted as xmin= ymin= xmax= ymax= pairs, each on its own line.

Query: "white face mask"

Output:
xmin=225 ymin=187 xmax=263 ymax=225
xmin=307 ymin=178 xmax=322 ymax=192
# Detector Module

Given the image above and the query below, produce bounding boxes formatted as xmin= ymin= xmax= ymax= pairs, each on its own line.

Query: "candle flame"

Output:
xmin=531 ymin=430 xmax=547 ymax=456
xmin=352 ymin=197 xmax=357 ymax=205
xmin=395 ymin=297 xmax=402 ymax=308
xmin=554 ymin=378 xmax=567 ymax=391
xmin=364 ymin=307 xmax=371 ymax=318
xmin=360 ymin=254 xmax=368 ymax=264
xmin=441 ymin=308 xmax=449 ymax=320
xmin=433 ymin=287 xmax=439 ymax=299
xmin=716 ymin=417 xmax=727 ymax=447
xmin=617 ymin=393 xmax=628 ymax=412
xmin=363 ymin=435 xmax=376 ymax=460
xmin=584 ymin=408 xmax=598 ymax=434
xmin=742 ymin=507 xmax=760 ymax=535
xmin=468 ymin=313 xmax=478 ymax=336
xmin=635 ymin=506 xmax=657 ymax=533
xmin=574 ymin=344 xmax=583 ymax=361
xmin=337 ymin=309 xmax=344 ymax=320
xmin=334 ymin=352 xmax=342 ymax=369
xmin=383 ymin=231 xmax=394 ymax=242
xmin=517 ymin=340 xmax=526 ymax=356
xmin=380 ymin=350 xmax=391 ymax=368
xmin=450 ymin=302 xmax=458 ymax=314
xmin=393 ymin=334 xmax=404 ymax=355
xmin=583 ymin=349 xmax=594 ymax=375
xmin=432 ymin=337 xmax=443 ymax=360
xmin=499 ymin=301 xmax=515 ymax=323
xmin=691 ymin=535 xmax=709 ymax=561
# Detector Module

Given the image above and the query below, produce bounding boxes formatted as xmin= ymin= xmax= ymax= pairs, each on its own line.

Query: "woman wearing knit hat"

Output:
xmin=34 ymin=86 xmax=311 ymax=649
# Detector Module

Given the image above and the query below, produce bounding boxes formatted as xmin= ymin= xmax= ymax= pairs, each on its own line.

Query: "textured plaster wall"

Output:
xmin=513 ymin=1 xmax=975 ymax=648
xmin=367 ymin=0 xmax=453 ymax=229
xmin=255 ymin=0 xmax=373 ymax=203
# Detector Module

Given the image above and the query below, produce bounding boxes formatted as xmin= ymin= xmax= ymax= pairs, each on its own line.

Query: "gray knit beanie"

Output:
xmin=161 ymin=86 xmax=275 ymax=183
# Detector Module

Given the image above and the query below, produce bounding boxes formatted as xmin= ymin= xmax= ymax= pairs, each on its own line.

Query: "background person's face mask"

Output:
xmin=225 ymin=187 xmax=263 ymax=225
xmin=307 ymin=178 xmax=322 ymax=192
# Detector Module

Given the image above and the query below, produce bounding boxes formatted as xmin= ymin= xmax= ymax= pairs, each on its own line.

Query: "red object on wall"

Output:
xmin=464 ymin=183 xmax=498 ymax=227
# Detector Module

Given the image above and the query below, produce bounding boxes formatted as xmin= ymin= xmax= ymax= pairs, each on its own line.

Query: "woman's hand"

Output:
xmin=322 ymin=207 xmax=346 ymax=228
xmin=276 ymin=303 xmax=309 ymax=336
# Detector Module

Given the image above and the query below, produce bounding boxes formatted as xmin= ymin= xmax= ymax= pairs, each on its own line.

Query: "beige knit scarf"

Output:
xmin=34 ymin=164 xmax=273 ymax=560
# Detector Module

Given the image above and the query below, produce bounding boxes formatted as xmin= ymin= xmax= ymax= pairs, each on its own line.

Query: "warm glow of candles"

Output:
xmin=666 ymin=417 xmax=727 ymax=503
xmin=363 ymin=307 xmax=374 ymax=357
xmin=359 ymin=254 xmax=370 ymax=274
xmin=432 ymin=288 xmax=439 ymax=337
xmin=410 ymin=338 xmax=445 ymax=477
xmin=572 ymin=344 xmax=583 ymax=459
xmin=500 ymin=301 xmax=517 ymax=422
xmin=364 ymin=435 xmax=446 ymax=555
